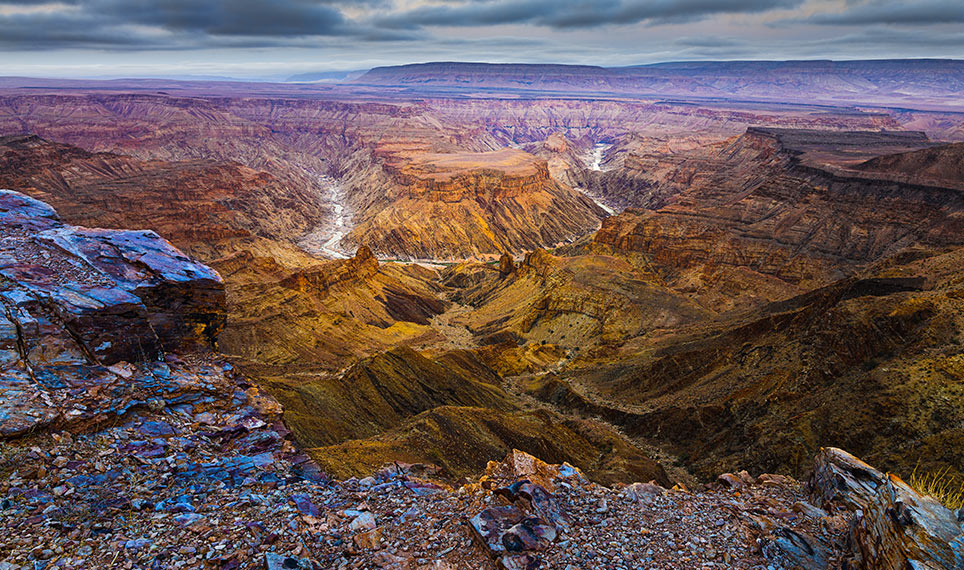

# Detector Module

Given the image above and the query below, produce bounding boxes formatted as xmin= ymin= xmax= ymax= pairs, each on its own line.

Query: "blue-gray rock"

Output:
xmin=0 ymin=189 xmax=227 ymax=437
xmin=264 ymin=552 xmax=312 ymax=570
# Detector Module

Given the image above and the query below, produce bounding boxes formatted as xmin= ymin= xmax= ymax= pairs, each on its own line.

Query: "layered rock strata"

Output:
xmin=348 ymin=147 xmax=605 ymax=259
xmin=591 ymin=128 xmax=964 ymax=311
xmin=809 ymin=447 xmax=964 ymax=570
xmin=0 ymin=189 xmax=225 ymax=436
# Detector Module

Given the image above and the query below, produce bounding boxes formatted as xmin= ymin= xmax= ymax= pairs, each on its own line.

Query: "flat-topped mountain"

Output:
xmin=358 ymin=61 xmax=612 ymax=87
xmin=350 ymin=143 xmax=606 ymax=259
xmin=356 ymin=59 xmax=964 ymax=109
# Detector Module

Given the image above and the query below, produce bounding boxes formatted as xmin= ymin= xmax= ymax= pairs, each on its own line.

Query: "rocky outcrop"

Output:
xmin=856 ymin=141 xmax=964 ymax=189
xmin=0 ymin=189 xmax=224 ymax=362
xmin=809 ymin=447 xmax=964 ymax=570
xmin=590 ymin=128 xmax=964 ymax=311
xmin=0 ymin=190 xmax=226 ymax=436
xmin=3 ymin=391 xmax=959 ymax=570
xmin=468 ymin=452 xmax=575 ymax=569
xmin=0 ymin=134 xmax=327 ymax=260
xmin=499 ymin=253 xmax=516 ymax=276
xmin=281 ymin=246 xmax=381 ymax=294
xmin=348 ymin=147 xmax=606 ymax=260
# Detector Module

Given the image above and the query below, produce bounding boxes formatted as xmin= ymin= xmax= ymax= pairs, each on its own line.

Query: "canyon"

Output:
xmin=1 ymin=61 xmax=964 ymax=569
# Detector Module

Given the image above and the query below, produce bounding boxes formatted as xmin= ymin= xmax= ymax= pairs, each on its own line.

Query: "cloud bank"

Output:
xmin=0 ymin=0 xmax=962 ymax=77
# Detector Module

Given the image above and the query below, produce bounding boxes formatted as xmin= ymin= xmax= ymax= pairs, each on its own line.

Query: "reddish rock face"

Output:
xmin=590 ymin=128 xmax=964 ymax=311
xmin=0 ymin=134 xmax=327 ymax=260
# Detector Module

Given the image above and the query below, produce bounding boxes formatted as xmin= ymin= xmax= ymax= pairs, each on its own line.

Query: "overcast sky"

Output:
xmin=1 ymin=0 xmax=963 ymax=79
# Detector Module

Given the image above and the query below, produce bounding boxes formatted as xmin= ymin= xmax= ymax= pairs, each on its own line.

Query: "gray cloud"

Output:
xmin=0 ymin=0 xmax=809 ymax=51
xmin=0 ymin=0 xmax=963 ymax=71
xmin=0 ymin=10 xmax=139 ymax=50
xmin=98 ymin=0 xmax=348 ymax=36
xmin=807 ymin=0 xmax=964 ymax=26
xmin=375 ymin=0 xmax=804 ymax=30
xmin=674 ymin=36 xmax=746 ymax=48
xmin=806 ymin=27 xmax=964 ymax=49
xmin=0 ymin=0 xmax=364 ymax=49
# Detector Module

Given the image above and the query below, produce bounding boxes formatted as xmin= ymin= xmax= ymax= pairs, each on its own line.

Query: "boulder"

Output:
xmin=469 ymin=452 xmax=580 ymax=569
xmin=620 ymin=481 xmax=666 ymax=503
xmin=0 ymin=190 xmax=228 ymax=437
xmin=808 ymin=447 xmax=964 ymax=570
xmin=468 ymin=505 xmax=526 ymax=558
xmin=502 ymin=517 xmax=556 ymax=552
xmin=717 ymin=470 xmax=755 ymax=490
xmin=499 ymin=253 xmax=516 ymax=276
xmin=485 ymin=449 xmax=564 ymax=492
xmin=0 ymin=189 xmax=224 ymax=365
xmin=264 ymin=553 xmax=312 ymax=570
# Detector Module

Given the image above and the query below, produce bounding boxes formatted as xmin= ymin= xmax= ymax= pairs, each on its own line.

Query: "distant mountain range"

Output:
xmin=4 ymin=59 xmax=963 ymax=111
xmin=352 ymin=59 xmax=964 ymax=110
xmin=286 ymin=69 xmax=367 ymax=83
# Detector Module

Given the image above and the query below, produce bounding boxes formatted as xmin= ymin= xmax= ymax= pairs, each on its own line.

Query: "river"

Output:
xmin=299 ymin=173 xmax=351 ymax=259
xmin=575 ymin=143 xmax=616 ymax=215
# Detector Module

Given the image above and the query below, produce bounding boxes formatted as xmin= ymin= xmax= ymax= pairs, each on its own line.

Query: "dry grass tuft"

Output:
xmin=908 ymin=464 xmax=964 ymax=510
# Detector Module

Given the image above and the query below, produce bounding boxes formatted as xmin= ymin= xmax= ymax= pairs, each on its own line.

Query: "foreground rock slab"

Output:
xmin=0 ymin=189 xmax=226 ymax=436
xmin=809 ymin=447 xmax=964 ymax=570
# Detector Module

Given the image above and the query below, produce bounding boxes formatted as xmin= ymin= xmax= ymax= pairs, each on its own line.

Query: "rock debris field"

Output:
xmin=0 ymin=384 xmax=852 ymax=570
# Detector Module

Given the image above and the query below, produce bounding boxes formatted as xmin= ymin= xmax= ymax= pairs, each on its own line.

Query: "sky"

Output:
xmin=1 ymin=0 xmax=963 ymax=79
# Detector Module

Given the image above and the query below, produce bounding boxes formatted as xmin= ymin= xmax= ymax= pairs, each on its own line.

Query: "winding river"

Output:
xmin=299 ymin=173 xmax=351 ymax=259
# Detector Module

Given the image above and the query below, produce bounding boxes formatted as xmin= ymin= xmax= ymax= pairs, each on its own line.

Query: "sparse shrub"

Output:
xmin=426 ymin=446 xmax=444 ymax=466
xmin=908 ymin=464 xmax=964 ymax=510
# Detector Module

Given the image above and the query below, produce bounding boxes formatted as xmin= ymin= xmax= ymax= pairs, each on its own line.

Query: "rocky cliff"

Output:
xmin=810 ymin=448 xmax=964 ymax=570
xmin=590 ymin=128 xmax=964 ymax=312
xmin=0 ymin=134 xmax=327 ymax=261
xmin=0 ymin=189 xmax=225 ymax=436
xmin=856 ymin=141 xmax=964 ymax=189
xmin=347 ymin=146 xmax=606 ymax=260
